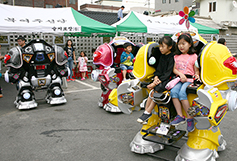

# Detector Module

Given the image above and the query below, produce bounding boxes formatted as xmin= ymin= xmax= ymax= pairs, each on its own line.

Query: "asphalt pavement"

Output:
xmin=0 ymin=77 xmax=237 ymax=161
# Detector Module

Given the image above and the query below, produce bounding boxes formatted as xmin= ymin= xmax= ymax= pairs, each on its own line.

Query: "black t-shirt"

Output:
xmin=153 ymin=52 xmax=175 ymax=82
xmin=64 ymin=46 xmax=74 ymax=58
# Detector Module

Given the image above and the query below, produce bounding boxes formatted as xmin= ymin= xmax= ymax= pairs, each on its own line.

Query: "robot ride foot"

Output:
xmin=14 ymin=87 xmax=37 ymax=110
xmin=45 ymin=77 xmax=67 ymax=105
xmin=175 ymin=143 xmax=219 ymax=161
xmin=130 ymin=132 xmax=164 ymax=154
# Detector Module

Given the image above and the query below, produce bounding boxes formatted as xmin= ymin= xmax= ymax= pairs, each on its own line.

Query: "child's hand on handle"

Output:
xmin=194 ymin=74 xmax=200 ymax=81
xmin=153 ymin=76 xmax=161 ymax=85
xmin=180 ymin=73 xmax=187 ymax=83
xmin=127 ymin=56 xmax=131 ymax=60
xmin=147 ymin=82 xmax=156 ymax=90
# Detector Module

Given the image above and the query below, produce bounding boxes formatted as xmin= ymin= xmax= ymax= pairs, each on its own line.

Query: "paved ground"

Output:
xmin=0 ymin=77 xmax=237 ymax=161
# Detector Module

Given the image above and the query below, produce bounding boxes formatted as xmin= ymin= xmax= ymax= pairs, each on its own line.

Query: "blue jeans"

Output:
xmin=170 ymin=81 xmax=191 ymax=100
xmin=120 ymin=64 xmax=133 ymax=70
xmin=67 ymin=57 xmax=73 ymax=79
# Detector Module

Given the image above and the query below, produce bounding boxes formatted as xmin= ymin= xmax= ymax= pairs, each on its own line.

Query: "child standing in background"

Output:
xmin=77 ymin=51 xmax=88 ymax=81
xmin=170 ymin=33 xmax=200 ymax=132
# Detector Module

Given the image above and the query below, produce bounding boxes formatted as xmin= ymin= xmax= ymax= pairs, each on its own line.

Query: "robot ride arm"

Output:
xmin=4 ymin=47 xmax=25 ymax=83
xmin=53 ymin=45 xmax=70 ymax=78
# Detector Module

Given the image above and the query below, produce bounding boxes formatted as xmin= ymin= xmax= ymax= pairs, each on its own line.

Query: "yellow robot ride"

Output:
xmin=116 ymin=32 xmax=237 ymax=161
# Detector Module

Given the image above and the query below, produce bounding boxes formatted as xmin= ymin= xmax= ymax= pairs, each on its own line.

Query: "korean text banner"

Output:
xmin=0 ymin=4 xmax=81 ymax=34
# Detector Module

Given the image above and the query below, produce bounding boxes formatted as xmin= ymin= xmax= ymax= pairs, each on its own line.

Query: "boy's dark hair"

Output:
xmin=123 ymin=42 xmax=132 ymax=49
xmin=17 ymin=36 xmax=26 ymax=41
xmin=175 ymin=33 xmax=196 ymax=55
xmin=158 ymin=36 xmax=175 ymax=52
xmin=217 ymin=38 xmax=226 ymax=45
xmin=121 ymin=6 xmax=125 ymax=8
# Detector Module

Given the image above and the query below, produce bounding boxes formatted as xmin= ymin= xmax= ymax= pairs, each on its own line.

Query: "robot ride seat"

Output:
xmin=114 ymin=48 xmax=124 ymax=65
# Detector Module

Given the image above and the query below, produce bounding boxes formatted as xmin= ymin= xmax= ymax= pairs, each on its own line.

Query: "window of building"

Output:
xmin=46 ymin=4 xmax=53 ymax=8
xmin=69 ymin=0 xmax=75 ymax=4
xmin=175 ymin=0 xmax=179 ymax=2
xmin=169 ymin=0 xmax=171 ymax=3
xmin=209 ymin=2 xmax=212 ymax=12
xmin=209 ymin=1 xmax=216 ymax=12
xmin=213 ymin=2 xmax=216 ymax=11
xmin=162 ymin=0 xmax=166 ymax=4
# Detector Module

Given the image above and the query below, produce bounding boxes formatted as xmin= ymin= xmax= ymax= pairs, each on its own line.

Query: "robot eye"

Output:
xmin=25 ymin=46 xmax=32 ymax=53
xmin=46 ymin=46 xmax=51 ymax=52
xmin=224 ymin=56 xmax=237 ymax=75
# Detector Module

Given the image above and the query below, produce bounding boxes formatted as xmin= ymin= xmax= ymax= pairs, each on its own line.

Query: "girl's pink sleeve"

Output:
xmin=192 ymin=54 xmax=198 ymax=64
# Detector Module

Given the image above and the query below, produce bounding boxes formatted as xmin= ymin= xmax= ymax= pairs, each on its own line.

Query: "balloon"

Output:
xmin=189 ymin=10 xmax=195 ymax=17
xmin=179 ymin=18 xmax=185 ymax=25
xmin=179 ymin=11 xmax=185 ymax=17
xmin=188 ymin=17 xmax=195 ymax=23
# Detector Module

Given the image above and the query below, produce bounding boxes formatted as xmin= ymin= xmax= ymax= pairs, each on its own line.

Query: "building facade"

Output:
xmin=79 ymin=0 xmax=155 ymax=14
xmin=80 ymin=4 xmax=120 ymax=12
xmin=197 ymin=0 xmax=237 ymax=35
xmin=0 ymin=0 xmax=78 ymax=10
xmin=155 ymin=0 xmax=192 ymax=13
xmin=198 ymin=0 xmax=237 ymax=24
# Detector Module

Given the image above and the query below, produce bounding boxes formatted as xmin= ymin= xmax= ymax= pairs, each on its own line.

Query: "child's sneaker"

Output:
xmin=67 ymin=78 xmax=71 ymax=82
xmin=70 ymin=78 xmax=75 ymax=81
xmin=81 ymin=78 xmax=85 ymax=81
xmin=137 ymin=113 xmax=152 ymax=124
xmin=170 ymin=115 xmax=186 ymax=126
xmin=187 ymin=118 xmax=195 ymax=132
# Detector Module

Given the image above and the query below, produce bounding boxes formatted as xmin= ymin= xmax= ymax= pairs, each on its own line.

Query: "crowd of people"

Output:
xmin=0 ymin=35 xmax=230 ymax=132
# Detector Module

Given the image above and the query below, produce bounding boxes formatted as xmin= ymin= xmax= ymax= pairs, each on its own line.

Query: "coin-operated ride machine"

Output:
xmin=91 ymin=36 xmax=142 ymax=112
xmin=4 ymin=39 xmax=69 ymax=110
xmin=116 ymin=33 xmax=237 ymax=160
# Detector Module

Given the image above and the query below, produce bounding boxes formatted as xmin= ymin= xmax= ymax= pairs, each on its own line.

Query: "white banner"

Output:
xmin=0 ymin=4 xmax=81 ymax=34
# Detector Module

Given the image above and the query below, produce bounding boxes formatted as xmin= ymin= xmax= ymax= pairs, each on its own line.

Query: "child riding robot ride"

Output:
xmin=91 ymin=37 xmax=142 ymax=112
xmin=4 ymin=39 xmax=69 ymax=109
xmin=116 ymin=31 xmax=237 ymax=161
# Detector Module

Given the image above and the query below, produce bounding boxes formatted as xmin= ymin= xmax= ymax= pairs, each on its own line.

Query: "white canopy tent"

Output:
xmin=0 ymin=4 xmax=82 ymax=34
xmin=0 ymin=4 xmax=116 ymax=36
xmin=112 ymin=11 xmax=198 ymax=34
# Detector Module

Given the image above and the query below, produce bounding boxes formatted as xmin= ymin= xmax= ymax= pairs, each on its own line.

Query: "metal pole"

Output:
xmin=12 ymin=0 xmax=15 ymax=6
xmin=66 ymin=0 xmax=67 ymax=7
xmin=148 ymin=0 xmax=150 ymax=14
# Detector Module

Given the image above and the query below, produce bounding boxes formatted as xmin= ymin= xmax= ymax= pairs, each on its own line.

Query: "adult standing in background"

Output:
xmin=117 ymin=6 xmax=125 ymax=21
xmin=0 ymin=44 xmax=4 ymax=98
xmin=217 ymin=38 xmax=226 ymax=46
xmin=17 ymin=36 xmax=26 ymax=48
xmin=64 ymin=39 xmax=76 ymax=82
